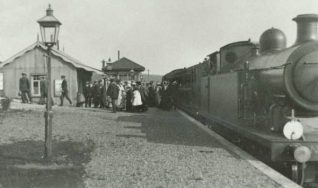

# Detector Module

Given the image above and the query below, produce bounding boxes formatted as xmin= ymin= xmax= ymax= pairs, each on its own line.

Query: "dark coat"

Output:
xmin=139 ymin=86 xmax=148 ymax=103
xmin=147 ymin=85 xmax=156 ymax=106
xmin=106 ymin=83 xmax=119 ymax=99
xmin=19 ymin=77 xmax=30 ymax=91
xmin=93 ymin=83 xmax=102 ymax=97
xmin=84 ymin=85 xmax=93 ymax=97
xmin=126 ymin=88 xmax=133 ymax=110
xmin=61 ymin=79 xmax=68 ymax=91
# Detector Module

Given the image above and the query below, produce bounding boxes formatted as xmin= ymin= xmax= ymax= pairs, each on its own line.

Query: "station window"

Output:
xmin=31 ymin=75 xmax=45 ymax=97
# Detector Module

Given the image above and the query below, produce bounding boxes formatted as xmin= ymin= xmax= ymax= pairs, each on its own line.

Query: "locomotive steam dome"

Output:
xmin=260 ymin=28 xmax=287 ymax=52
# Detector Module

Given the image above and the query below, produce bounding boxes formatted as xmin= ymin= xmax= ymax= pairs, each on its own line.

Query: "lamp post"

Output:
xmin=37 ymin=4 xmax=62 ymax=159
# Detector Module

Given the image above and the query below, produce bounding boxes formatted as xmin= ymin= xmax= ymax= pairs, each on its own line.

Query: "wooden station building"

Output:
xmin=0 ymin=40 xmax=104 ymax=103
xmin=102 ymin=56 xmax=145 ymax=81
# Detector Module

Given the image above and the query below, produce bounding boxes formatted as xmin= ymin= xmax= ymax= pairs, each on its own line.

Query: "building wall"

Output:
xmin=106 ymin=71 xmax=142 ymax=81
xmin=0 ymin=47 xmax=78 ymax=104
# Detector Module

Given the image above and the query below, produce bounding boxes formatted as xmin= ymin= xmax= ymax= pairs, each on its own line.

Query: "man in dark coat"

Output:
xmin=125 ymin=83 xmax=133 ymax=112
xmin=106 ymin=78 xmax=119 ymax=113
xmin=160 ymin=81 xmax=172 ymax=110
xmin=147 ymin=81 xmax=156 ymax=107
xmin=83 ymin=81 xmax=93 ymax=107
xmin=101 ymin=81 xmax=107 ymax=108
xmin=59 ymin=75 xmax=72 ymax=106
xmin=19 ymin=73 xmax=32 ymax=103
xmin=137 ymin=81 xmax=148 ymax=112
xmin=39 ymin=76 xmax=54 ymax=106
xmin=93 ymin=80 xmax=102 ymax=108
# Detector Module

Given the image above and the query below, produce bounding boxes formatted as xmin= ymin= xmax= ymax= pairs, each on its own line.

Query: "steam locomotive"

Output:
xmin=163 ymin=14 xmax=318 ymax=187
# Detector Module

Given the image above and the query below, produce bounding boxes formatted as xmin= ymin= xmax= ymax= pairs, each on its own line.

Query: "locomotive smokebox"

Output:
xmin=293 ymin=14 xmax=318 ymax=45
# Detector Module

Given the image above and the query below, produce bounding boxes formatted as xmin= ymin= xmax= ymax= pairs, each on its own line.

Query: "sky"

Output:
xmin=1 ymin=0 xmax=318 ymax=75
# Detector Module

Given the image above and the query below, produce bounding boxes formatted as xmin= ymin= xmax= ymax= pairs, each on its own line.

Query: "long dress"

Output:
xmin=132 ymin=90 xmax=142 ymax=106
xmin=126 ymin=89 xmax=133 ymax=112
xmin=116 ymin=85 xmax=124 ymax=108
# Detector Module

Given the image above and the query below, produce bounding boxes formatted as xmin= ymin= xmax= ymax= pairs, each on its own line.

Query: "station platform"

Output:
xmin=0 ymin=102 xmax=301 ymax=188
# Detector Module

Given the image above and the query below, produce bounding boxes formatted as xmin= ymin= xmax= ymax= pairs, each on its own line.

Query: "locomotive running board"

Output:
xmin=178 ymin=105 xmax=318 ymax=162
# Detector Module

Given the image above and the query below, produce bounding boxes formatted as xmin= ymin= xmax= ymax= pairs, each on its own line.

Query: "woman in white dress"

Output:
xmin=132 ymin=84 xmax=142 ymax=112
xmin=116 ymin=81 xmax=125 ymax=110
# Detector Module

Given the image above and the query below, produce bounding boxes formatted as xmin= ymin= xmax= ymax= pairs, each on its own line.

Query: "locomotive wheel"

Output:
xmin=291 ymin=162 xmax=305 ymax=185
xmin=291 ymin=163 xmax=299 ymax=183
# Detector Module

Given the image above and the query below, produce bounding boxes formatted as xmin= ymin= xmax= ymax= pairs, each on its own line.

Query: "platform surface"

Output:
xmin=0 ymin=102 xmax=300 ymax=187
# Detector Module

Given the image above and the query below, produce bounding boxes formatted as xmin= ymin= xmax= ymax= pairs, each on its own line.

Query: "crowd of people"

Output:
xmin=80 ymin=78 xmax=179 ymax=113
xmin=18 ymin=72 xmax=178 ymax=113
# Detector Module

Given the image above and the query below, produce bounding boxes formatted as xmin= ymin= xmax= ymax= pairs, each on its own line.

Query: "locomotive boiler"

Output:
xmin=164 ymin=14 xmax=318 ymax=187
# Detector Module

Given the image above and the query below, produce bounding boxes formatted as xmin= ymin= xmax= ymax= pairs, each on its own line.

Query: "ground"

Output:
xmin=0 ymin=102 xmax=281 ymax=188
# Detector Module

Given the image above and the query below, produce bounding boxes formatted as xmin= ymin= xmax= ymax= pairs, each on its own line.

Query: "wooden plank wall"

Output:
xmin=0 ymin=47 xmax=78 ymax=104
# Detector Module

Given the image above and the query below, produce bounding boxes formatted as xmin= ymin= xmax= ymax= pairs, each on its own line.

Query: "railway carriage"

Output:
xmin=163 ymin=14 xmax=318 ymax=187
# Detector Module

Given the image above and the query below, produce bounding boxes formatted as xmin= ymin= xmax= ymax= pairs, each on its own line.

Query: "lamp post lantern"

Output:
xmin=37 ymin=4 xmax=62 ymax=159
xmin=38 ymin=4 xmax=61 ymax=46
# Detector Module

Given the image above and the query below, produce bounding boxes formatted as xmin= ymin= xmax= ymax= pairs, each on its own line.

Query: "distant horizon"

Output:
xmin=1 ymin=1 xmax=318 ymax=74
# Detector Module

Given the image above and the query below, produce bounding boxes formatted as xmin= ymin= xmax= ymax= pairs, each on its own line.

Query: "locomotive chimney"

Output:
xmin=293 ymin=14 xmax=318 ymax=45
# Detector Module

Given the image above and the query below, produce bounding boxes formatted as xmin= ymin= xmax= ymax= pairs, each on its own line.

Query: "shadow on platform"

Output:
xmin=0 ymin=140 xmax=94 ymax=188
xmin=116 ymin=108 xmax=221 ymax=148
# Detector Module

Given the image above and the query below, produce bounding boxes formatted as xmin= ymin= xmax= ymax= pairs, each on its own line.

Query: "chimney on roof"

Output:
xmin=118 ymin=50 xmax=120 ymax=60
xmin=108 ymin=57 xmax=111 ymax=62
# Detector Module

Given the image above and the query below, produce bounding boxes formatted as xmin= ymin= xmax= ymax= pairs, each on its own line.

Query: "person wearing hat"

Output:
xmin=147 ymin=81 xmax=156 ymax=107
xmin=83 ymin=81 xmax=93 ymax=107
xmin=106 ymin=78 xmax=119 ymax=113
xmin=59 ymin=75 xmax=72 ymax=106
xmin=132 ymin=83 xmax=143 ymax=112
xmin=19 ymin=72 xmax=32 ymax=103
xmin=93 ymin=80 xmax=103 ymax=108
xmin=39 ymin=75 xmax=54 ymax=106
xmin=116 ymin=79 xmax=125 ymax=110
xmin=137 ymin=81 xmax=148 ymax=112
xmin=125 ymin=83 xmax=133 ymax=112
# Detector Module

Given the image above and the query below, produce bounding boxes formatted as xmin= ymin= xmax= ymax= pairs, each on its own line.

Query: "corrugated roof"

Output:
xmin=0 ymin=41 xmax=104 ymax=75
xmin=106 ymin=57 xmax=145 ymax=71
